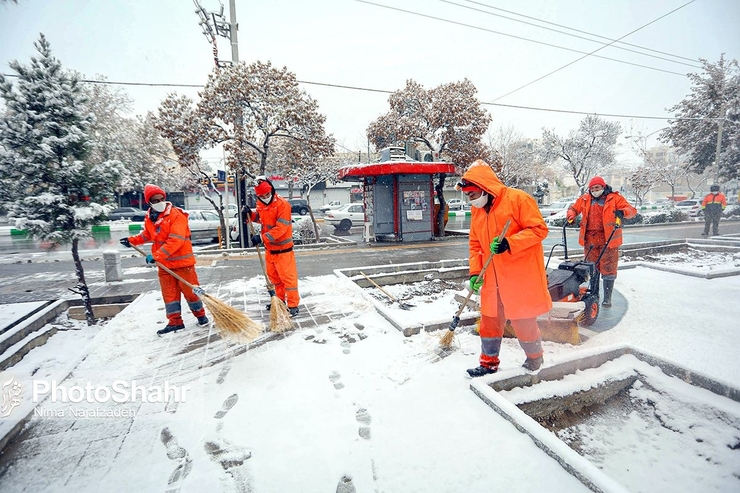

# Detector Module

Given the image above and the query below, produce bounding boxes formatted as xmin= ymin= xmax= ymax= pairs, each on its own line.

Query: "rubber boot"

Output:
xmin=602 ymin=279 xmax=615 ymax=307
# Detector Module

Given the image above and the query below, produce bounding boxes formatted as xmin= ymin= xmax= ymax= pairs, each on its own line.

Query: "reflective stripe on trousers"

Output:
xmin=158 ymin=266 xmax=206 ymax=325
xmin=478 ymin=313 xmax=543 ymax=368
xmin=265 ymin=249 xmax=300 ymax=308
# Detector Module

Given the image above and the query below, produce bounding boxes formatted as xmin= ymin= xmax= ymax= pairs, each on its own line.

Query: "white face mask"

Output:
xmin=151 ymin=201 xmax=167 ymax=213
xmin=591 ymin=190 xmax=604 ymax=198
xmin=258 ymin=194 xmax=273 ymax=205
xmin=469 ymin=193 xmax=489 ymax=208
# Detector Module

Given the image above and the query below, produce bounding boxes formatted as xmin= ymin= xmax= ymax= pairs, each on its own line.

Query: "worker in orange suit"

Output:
xmin=460 ymin=160 xmax=553 ymax=377
xmin=119 ymin=184 xmax=209 ymax=335
xmin=243 ymin=177 xmax=300 ymax=317
xmin=701 ymin=184 xmax=727 ymax=236
xmin=566 ymin=176 xmax=637 ymax=308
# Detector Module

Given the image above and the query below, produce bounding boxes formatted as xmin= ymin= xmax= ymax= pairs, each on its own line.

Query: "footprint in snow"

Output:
xmin=204 ymin=438 xmax=253 ymax=493
xmin=336 ymin=474 xmax=357 ymax=493
xmin=329 ymin=371 xmax=344 ymax=390
xmin=216 ymin=364 xmax=232 ymax=385
xmin=160 ymin=427 xmax=193 ymax=493
xmin=214 ymin=393 xmax=238 ymax=419
xmin=356 ymin=407 xmax=372 ymax=440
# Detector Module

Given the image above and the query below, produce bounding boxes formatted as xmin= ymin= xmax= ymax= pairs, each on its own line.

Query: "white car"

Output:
xmin=186 ymin=210 xmax=235 ymax=243
xmin=228 ymin=216 xmax=322 ymax=246
xmin=318 ymin=200 xmax=342 ymax=213
xmin=325 ymin=203 xmax=365 ymax=231
xmin=446 ymin=198 xmax=467 ymax=211
xmin=674 ymin=199 xmax=703 ymax=218
xmin=539 ymin=201 xmax=571 ymax=217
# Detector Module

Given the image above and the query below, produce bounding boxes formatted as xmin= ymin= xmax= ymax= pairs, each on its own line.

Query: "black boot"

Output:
xmin=288 ymin=307 xmax=299 ymax=317
xmin=197 ymin=315 xmax=210 ymax=326
xmin=466 ymin=365 xmax=498 ymax=378
xmin=522 ymin=356 xmax=543 ymax=371
xmin=602 ymin=279 xmax=615 ymax=307
xmin=157 ymin=323 xmax=185 ymax=335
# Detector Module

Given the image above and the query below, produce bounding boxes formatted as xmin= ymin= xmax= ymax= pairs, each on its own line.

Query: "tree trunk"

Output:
xmin=307 ymin=207 xmax=321 ymax=243
xmin=71 ymin=238 xmax=95 ymax=326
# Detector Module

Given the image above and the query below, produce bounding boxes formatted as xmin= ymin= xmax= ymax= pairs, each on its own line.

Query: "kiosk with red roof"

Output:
xmin=338 ymin=147 xmax=458 ymax=242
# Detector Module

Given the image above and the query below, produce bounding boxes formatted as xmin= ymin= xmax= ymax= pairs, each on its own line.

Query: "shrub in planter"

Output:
xmin=723 ymin=204 xmax=740 ymax=218
xmin=623 ymin=213 xmax=643 ymax=226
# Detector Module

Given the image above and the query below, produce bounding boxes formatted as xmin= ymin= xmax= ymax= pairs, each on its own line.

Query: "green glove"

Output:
xmin=490 ymin=237 xmax=510 ymax=254
xmin=469 ymin=275 xmax=483 ymax=294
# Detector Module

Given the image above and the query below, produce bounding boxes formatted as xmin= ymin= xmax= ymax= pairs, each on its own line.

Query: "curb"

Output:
xmin=0 ymin=223 xmax=143 ymax=237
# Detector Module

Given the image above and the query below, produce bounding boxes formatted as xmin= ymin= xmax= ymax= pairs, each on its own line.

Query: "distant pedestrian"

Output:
xmin=460 ymin=160 xmax=552 ymax=377
xmin=243 ymin=176 xmax=300 ymax=317
xmin=701 ymin=184 xmax=727 ymax=236
xmin=119 ymin=184 xmax=209 ymax=335
xmin=566 ymin=176 xmax=637 ymax=308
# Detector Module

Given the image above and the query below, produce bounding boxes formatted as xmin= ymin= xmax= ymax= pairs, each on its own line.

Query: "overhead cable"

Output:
xmin=0 ymin=73 xmax=724 ymax=122
xmin=354 ymin=0 xmax=688 ymax=77
xmin=440 ymin=0 xmax=701 ymax=69
xmin=461 ymin=0 xmax=700 ymax=63
xmin=492 ymin=0 xmax=697 ymax=101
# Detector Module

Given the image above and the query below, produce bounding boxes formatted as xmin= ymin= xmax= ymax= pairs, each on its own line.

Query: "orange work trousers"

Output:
xmin=265 ymin=249 xmax=300 ymax=309
xmin=584 ymin=230 xmax=619 ymax=280
xmin=158 ymin=266 xmax=206 ymax=326
xmin=478 ymin=303 xmax=543 ymax=369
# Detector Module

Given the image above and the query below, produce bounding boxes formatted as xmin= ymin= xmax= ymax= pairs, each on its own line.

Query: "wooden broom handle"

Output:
xmin=359 ymin=271 xmax=399 ymax=302
xmin=246 ymin=214 xmax=276 ymax=292
xmin=130 ymin=244 xmax=197 ymax=291
xmin=453 ymin=219 xmax=511 ymax=318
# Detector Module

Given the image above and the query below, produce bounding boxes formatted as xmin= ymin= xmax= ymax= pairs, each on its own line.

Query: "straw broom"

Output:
xmin=246 ymin=217 xmax=293 ymax=333
xmin=130 ymin=244 xmax=262 ymax=341
xmin=440 ymin=220 xmax=511 ymax=348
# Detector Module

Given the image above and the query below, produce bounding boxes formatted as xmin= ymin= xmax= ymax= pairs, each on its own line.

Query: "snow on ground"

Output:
xmin=1 ymin=252 xmax=740 ymax=492
xmin=0 ymin=301 xmax=47 ymax=328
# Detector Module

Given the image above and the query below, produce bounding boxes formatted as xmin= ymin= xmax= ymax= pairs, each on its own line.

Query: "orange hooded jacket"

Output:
xmin=463 ymin=160 xmax=552 ymax=320
xmin=567 ymin=188 xmax=637 ymax=248
xmin=129 ymin=203 xmax=196 ymax=269
xmin=250 ymin=194 xmax=295 ymax=252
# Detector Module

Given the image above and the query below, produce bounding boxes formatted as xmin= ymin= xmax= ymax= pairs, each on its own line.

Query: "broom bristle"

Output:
xmin=202 ymin=294 xmax=263 ymax=342
xmin=269 ymin=296 xmax=293 ymax=333
xmin=439 ymin=329 xmax=455 ymax=347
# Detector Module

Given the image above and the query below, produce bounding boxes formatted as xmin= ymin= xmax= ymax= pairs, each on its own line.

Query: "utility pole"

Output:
xmin=195 ymin=0 xmax=246 ymax=247
xmin=713 ymin=104 xmax=725 ymax=185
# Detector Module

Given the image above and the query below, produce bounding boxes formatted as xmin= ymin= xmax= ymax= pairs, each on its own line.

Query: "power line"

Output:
xmin=354 ymin=0 xmax=688 ymax=77
xmin=1 ymin=73 xmax=725 ymax=122
xmin=492 ymin=0 xmax=697 ymax=102
xmin=440 ymin=0 xmax=701 ymax=69
xmin=461 ymin=0 xmax=700 ymax=64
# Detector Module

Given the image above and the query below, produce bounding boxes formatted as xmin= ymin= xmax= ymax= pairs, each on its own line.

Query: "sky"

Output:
xmin=0 ymin=249 xmax=739 ymax=492
xmin=1 ymin=0 xmax=739 ymax=166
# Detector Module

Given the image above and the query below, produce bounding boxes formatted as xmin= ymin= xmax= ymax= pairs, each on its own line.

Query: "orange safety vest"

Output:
xmin=129 ymin=203 xmax=196 ymax=269
xmin=567 ymin=191 xmax=637 ymax=248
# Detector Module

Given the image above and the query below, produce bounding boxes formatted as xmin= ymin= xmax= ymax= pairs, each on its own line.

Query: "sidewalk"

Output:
xmin=0 ymin=260 xmax=738 ymax=492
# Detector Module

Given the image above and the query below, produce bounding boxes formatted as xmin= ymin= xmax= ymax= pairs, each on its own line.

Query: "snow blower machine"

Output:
xmin=544 ymin=216 xmax=622 ymax=330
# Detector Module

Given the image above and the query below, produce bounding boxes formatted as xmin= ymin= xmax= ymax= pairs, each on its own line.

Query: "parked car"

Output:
xmin=674 ymin=199 xmax=703 ymax=218
xmin=446 ymin=198 xmax=468 ymax=211
xmin=108 ymin=207 xmax=146 ymax=222
xmin=318 ymin=200 xmax=341 ymax=213
xmin=543 ymin=208 xmax=581 ymax=227
xmin=539 ymin=201 xmax=571 ymax=217
xmin=325 ymin=203 xmax=365 ymax=231
xmin=228 ymin=217 xmax=322 ymax=246
xmin=288 ymin=199 xmax=310 ymax=215
xmin=186 ymin=210 xmax=234 ymax=243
